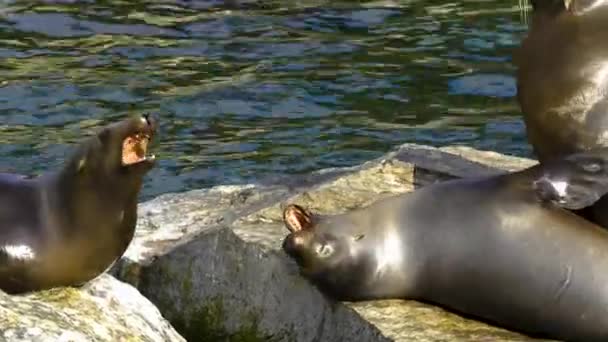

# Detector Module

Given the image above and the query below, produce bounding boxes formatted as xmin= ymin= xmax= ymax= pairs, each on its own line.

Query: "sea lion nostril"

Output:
xmin=142 ymin=113 xmax=150 ymax=126
xmin=292 ymin=235 xmax=306 ymax=246
xmin=283 ymin=234 xmax=305 ymax=254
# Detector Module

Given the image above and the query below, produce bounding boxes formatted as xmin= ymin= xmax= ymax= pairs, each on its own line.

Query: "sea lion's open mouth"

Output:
xmin=121 ymin=132 xmax=154 ymax=166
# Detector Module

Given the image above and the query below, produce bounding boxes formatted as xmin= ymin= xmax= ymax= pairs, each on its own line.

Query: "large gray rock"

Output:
xmin=114 ymin=186 xmax=387 ymax=342
xmin=0 ymin=274 xmax=185 ymax=342
xmin=113 ymin=143 xmax=551 ymax=341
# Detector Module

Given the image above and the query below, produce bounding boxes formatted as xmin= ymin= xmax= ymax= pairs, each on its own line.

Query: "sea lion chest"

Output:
xmin=0 ymin=174 xmax=136 ymax=289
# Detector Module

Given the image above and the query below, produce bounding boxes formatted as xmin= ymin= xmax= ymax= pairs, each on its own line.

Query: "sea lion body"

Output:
xmin=516 ymin=0 xmax=608 ymax=225
xmin=282 ymin=150 xmax=608 ymax=341
xmin=0 ymin=115 xmax=156 ymax=294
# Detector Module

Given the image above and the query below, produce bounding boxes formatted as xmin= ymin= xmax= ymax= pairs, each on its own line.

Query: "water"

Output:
xmin=0 ymin=0 xmax=532 ymax=200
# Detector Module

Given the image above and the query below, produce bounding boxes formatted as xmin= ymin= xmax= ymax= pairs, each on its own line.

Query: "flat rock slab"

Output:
xmin=0 ymin=274 xmax=184 ymax=342
xmin=113 ymin=143 xmax=552 ymax=341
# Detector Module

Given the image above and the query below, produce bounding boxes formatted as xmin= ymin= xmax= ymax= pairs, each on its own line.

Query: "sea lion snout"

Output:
xmin=142 ymin=113 xmax=151 ymax=125
xmin=118 ymin=114 xmax=159 ymax=168
xmin=282 ymin=204 xmax=318 ymax=258
xmin=134 ymin=113 xmax=157 ymax=136
xmin=531 ymin=148 xmax=608 ymax=210
xmin=282 ymin=232 xmax=312 ymax=257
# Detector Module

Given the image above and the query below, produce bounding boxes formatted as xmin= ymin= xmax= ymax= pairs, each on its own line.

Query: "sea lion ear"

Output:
xmin=98 ymin=127 xmax=111 ymax=144
xmin=76 ymin=158 xmax=87 ymax=174
xmin=283 ymin=204 xmax=314 ymax=233
xmin=533 ymin=148 xmax=608 ymax=210
xmin=68 ymin=144 xmax=90 ymax=175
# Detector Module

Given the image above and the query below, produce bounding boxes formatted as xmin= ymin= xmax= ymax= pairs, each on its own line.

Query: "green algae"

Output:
xmin=144 ymin=258 xmax=291 ymax=341
xmin=179 ymin=262 xmax=288 ymax=341
xmin=0 ymin=281 xmax=154 ymax=341
xmin=34 ymin=286 xmax=84 ymax=306
xmin=171 ymin=297 xmax=288 ymax=342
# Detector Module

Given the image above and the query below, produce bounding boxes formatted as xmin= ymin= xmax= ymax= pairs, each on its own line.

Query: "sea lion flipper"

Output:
xmin=534 ymin=148 xmax=608 ymax=210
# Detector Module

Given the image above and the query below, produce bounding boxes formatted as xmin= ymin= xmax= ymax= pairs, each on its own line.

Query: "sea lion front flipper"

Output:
xmin=533 ymin=148 xmax=608 ymax=210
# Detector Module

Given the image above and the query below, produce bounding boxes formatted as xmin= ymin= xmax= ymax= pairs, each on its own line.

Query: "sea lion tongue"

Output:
xmin=121 ymin=133 xmax=151 ymax=166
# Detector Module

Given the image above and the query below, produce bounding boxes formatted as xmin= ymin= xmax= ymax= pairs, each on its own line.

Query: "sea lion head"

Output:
xmin=532 ymin=147 xmax=608 ymax=210
xmin=65 ymin=114 xmax=157 ymax=187
xmin=282 ymin=204 xmax=374 ymax=300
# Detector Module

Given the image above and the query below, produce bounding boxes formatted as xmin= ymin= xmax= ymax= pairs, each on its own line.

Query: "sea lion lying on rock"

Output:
xmin=282 ymin=147 xmax=608 ymax=341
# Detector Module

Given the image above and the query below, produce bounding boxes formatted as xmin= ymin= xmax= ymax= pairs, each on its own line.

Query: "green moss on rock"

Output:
xmin=171 ymin=297 xmax=290 ymax=342
xmin=36 ymin=287 xmax=84 ymax=306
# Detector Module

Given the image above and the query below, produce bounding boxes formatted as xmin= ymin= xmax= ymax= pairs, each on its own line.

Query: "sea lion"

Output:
xmin=281 ymin=148 xmax=608 ymax=341
xmin=515 ymin=0 xmax=608 ymax=225
xmin=517 ymin=0 xmax=608 ymax=161
xmin=0 ymin=114 xmax=157 ymax=294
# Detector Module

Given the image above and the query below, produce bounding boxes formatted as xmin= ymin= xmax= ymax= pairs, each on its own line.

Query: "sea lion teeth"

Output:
xmin=122 ymin=131 xmax=153 ymax=166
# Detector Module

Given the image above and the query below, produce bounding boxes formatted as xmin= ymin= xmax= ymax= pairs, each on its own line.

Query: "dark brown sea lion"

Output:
xmin=516 ymin=0 xmax=608 ymax=225
xmin=0 ymin=114 xmax=157 ymax=294
xmin=282 ymin=148 xmax=608 ymax=341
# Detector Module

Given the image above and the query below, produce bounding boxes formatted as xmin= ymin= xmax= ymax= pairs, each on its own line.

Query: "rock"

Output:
xmin=0 ymin=274 xmax=185 ymax=342
xmin=112 ymin=143 xmax=552 ymax=341
xmin=115 ymin=188 xmax=387 ymax=341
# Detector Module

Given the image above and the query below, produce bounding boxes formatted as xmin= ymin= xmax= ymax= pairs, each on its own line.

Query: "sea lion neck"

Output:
xmin=54 ymin=162 xmax=139 ymax=206
xmin=43 ymin=155 xmax=142 ymax=243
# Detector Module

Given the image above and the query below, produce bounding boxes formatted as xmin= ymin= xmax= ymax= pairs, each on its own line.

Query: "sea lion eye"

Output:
xmin=354 ymin=234 xmax=365 ymax=241
xmin=316 ymin=243 xmax=334 ymax=258
xmin=581 ymin=162 xmax=601 ymax=173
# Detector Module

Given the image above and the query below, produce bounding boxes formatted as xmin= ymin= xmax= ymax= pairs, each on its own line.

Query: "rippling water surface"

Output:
xmin=0 ymin=0 xmax=531 ymax=199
